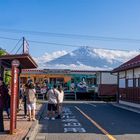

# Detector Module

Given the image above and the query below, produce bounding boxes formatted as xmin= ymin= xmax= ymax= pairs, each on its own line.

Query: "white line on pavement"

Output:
xmin=75 ymin=106 xmax=117 ymax=140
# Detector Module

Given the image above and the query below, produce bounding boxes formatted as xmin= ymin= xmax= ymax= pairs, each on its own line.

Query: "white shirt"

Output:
xmin=47 ymin=88 xmax=59 ymax=104
xmin=58 ymin=90 xmax=64 ymax=103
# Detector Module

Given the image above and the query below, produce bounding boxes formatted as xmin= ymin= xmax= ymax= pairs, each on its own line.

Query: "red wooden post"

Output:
xmin=10 ymin=60 xmax=20 ymax=134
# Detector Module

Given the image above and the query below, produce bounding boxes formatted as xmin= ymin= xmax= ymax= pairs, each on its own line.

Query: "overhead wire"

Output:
xmin=0 ymin=29 xmax=139 ymax=66
xmin=28 ymin=40 xmax=81 ymax=48
xmin=15 ymin=44 xmax=23 ymax=54
xmin=0 ymin=36 xmax=19 ymax=41
xmin=10 ymin=38 xmax=23 ymax=53
xmin=0 ymin=35 xmax=139 ymax=52
xmin=0 ymin=28 xmax=140 ymax=43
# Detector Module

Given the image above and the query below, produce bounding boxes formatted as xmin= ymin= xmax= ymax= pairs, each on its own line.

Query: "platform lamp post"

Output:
xmin=10 ymin=59 xmax=20 ymax=134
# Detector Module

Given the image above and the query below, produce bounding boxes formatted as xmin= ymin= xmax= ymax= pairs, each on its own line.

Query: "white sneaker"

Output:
xmin=44 ymin=116 xmax=49 ymax=120
xmin=61 ymin=115 xmax=65 ymax=119
xmin=51 ymin=117 xmax=55 ymax=120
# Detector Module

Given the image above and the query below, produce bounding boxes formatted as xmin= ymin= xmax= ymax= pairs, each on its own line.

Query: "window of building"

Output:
xmin=135 ymin=78 xmax=139 ymax=87
xmin=138 ymin=78 xmax=140 ymax=87
xmin=119 ymin=78 xmax=125 ymax=88
xmin=127 ymin=79 xmax=133 ymax=87
xmin=56 ymin=78 xmax=64 ymax=84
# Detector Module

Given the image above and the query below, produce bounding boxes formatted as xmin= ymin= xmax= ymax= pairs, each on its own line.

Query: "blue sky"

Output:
xmin=0 ymin=0 xmax=140 ymax=57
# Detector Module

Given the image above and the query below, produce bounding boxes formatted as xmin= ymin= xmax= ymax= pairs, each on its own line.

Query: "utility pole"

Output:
xmin=22 ymin=37 xmax=29 ymax=54
xmin=23 ymin=37 xmax=25 ymax=54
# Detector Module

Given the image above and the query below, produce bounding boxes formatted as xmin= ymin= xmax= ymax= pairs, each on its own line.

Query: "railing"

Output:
xmin=64 ymin=90 xmax=77 ymax=100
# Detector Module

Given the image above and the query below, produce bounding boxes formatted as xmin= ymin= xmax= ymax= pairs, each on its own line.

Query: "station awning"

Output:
xmin=0 ymin=54 xmax=38 ymax=69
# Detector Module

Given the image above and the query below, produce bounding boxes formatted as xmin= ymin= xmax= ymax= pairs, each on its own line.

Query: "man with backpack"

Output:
xmin=44 ymin=85 xmax=59 ymax=120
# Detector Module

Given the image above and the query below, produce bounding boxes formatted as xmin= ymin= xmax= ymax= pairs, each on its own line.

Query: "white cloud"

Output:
xmin=46 ymin=64 xmax=109 ymax=70
xmin=34 ymin=50 xmax=68 ymax=65
xmin=92 ymin=48 xmax=139 ymax=63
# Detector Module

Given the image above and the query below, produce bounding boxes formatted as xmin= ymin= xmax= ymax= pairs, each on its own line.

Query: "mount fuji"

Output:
xmin=35 ymin=46 xmax=139 ymax=70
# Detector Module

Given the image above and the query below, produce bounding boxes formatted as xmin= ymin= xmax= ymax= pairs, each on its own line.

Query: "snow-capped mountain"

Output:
xmin=43 ymin=46 xmax=139 ymax=70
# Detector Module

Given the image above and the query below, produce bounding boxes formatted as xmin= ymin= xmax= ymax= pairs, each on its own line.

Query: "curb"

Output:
xmin=24 ymin=120 xmax=39 ymax=140
xmin=24 ymin=103 xmax=46 ymax=140
xmin=112 ymin=103 xmax=140 ymax=114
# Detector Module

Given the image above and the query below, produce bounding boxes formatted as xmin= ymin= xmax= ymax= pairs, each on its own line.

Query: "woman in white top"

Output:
xmin=26 ymin=83 xmax=36 ymax=121
xmin=56 ymin=85 xmax=64 ymax=119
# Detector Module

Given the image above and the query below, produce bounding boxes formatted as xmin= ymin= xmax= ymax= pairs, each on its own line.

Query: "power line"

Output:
xmin=28 ymin=40 xmax=132 ymax=52
xmin=15 ymin=44 xmax=23 ymax=54
xmin=10 ymin=38 xmax=23 ymax=53
xmin=0 ymin=35 xmax=139 ymax=52
xmin=0 ymin=35 xmax=81 ymax=48
xmin=28 ymin=40 xmax=81 ymax=48
xmin=0 ymin=36 xmax=19 ymax=41
xmin=1 ymin=28 xmax=140 ymax=43
xmin=0 ymin=36 xmax=23 ymax=54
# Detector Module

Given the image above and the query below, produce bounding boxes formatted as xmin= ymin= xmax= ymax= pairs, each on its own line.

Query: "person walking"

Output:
xmin=26 ymin=82 xmax=36 ymax=121
xmin=56 ymin=85 xmax=64 ymax=119
xmin=5 ymin=88 xmax=10 ymax=119
xmin=19 ymin=84 xmax=24 ymax=110
xmin=1 ymin=82 xmax=10 ymax=119
xmin=44 ymin=84 xmax=59 ymax=120
xmin=5 ymin=84 xmax=10 ymax=119
xmin=0 ymin=77 xmax=9 ymax=132
xmin=23 ymin=83 xmax=28 ymax=118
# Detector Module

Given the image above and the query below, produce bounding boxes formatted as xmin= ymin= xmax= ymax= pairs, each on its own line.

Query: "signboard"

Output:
xmin=44 ymin=69 xmax=71 ymax=74
xmin=11 ymin=60 xmax=20 ymax=67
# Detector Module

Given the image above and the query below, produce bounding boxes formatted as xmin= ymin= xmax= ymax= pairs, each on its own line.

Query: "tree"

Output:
xmin=0 ymin=48 xmax=11 ymax=85
xmin=5 ymin=71 xmax=11 ymax=85
xmin=0 ymin=48 xmax=6 ymax=56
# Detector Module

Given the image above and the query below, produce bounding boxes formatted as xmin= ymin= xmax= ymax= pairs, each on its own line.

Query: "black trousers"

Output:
xmin=4 ymin=107 xmax=10 ymax=117
xmin=23 ymin=96 xmax=27 ymax=116
xmin=0 ymin=108 xmax=4 ymax=132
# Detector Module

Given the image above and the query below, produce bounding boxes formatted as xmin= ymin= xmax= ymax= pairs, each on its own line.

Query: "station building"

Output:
xmin=20 ymin=69 xmax=117 ymax=99
xmin=113 ymin=54 xmax=140 ymax=107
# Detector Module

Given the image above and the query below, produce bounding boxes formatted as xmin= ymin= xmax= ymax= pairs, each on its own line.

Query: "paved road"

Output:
xmin=35 ymin=101 xmax=140 ymax=140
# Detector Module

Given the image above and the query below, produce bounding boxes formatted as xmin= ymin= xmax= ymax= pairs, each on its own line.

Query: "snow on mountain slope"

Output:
xmin=42 ymin=46 xmax=139 ymax=70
